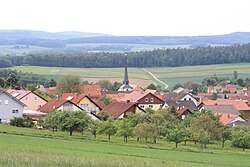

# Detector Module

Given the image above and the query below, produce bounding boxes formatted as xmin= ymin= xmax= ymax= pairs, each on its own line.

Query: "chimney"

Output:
xmin=126 ymin=100 xmax=130 ymax=103
xmin=227 ymin=114 xmax=230 ymax=118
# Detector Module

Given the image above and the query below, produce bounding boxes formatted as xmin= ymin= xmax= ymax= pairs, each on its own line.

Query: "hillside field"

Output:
xmin=10 ymin=63 xmax=250 ymax=89
xmin=0 ymin=125 xmax=249 ymax=167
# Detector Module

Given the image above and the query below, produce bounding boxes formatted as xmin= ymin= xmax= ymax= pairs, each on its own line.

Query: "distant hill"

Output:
xmin=66 ymin=32 xmax=250 ymax=47
xmin=0 ymin=30 xmax=111 ymax=40
xmin=0 ymin=30 xmax=250 ymax=55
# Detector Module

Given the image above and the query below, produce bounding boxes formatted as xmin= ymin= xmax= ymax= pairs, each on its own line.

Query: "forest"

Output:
xmin=1 ymin=43 xmax=250 ymax=68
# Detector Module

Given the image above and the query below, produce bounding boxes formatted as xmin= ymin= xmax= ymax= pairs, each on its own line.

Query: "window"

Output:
xmin=34 ymin=96 xmax=38 ymax=101
xmin=4 ymin=100 xmax=8 ymax=105
xmin=140 ymin=105 xmax=144 ymax=108
xmin=184 ymin=98 xmax=186 ymax=101
xmin=25 ymin=97 xmax=29 ymax=101
xmin=37 ymin=105 xmax=42 ymax=109
xmin=145 ymin=98 xmax=149 ymax=102
xmin=150 ymin=98 xmax=154 ymax=102
xmin=149 ymin=105 xmax=153 ymax=108
xmin=189 ymin=98 xmax=191 ymax=101
xmin=12 ymin=110 xmax=18 ymax=114
xmin=0 ymin=100 xmax=2 ymax=105
xmin=81 ymin=104 xmax=89 ymax=110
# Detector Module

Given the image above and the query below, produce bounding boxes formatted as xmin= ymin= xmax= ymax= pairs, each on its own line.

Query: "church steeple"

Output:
xmin=123 ymin=57 xmax=129 ymax=85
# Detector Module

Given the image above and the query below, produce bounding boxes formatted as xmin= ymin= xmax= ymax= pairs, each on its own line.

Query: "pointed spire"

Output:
xmin=123 ymin=55 xmax=129 ymax=85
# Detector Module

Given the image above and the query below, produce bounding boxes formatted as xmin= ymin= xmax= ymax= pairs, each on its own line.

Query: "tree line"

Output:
xmin=10 ymin=108 xmax=250 ymax=151
xmin=1 ymin=43 xmax=250 ymax=68
xmin=0 ymin=69 xmax=57 ymax=89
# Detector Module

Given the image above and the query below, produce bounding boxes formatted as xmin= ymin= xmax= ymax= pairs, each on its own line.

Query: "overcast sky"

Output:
xmin=1 ymin=0 xmax=250 ymax=36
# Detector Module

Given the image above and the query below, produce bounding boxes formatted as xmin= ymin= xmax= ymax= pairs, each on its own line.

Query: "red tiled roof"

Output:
xmin=202 ymin=100 xmax=250 ymax=111
xmin=215 ymin=113 xmax=239 ymax=125
xmin=96 ymin=101 xmax=106 ymax=109
xmin=106 ymin=93 xmax=127 ymax=101
xmin=45 ymin=87 xmax=58 ymax=96
xmin=7 ymin=89 xmax=31 ymax=100
xmin=100 ymin=101 xmax=139 ymax=118
xmin=80 ymin=85 xmax=103 ymax=97
xmin=176 ymin=108 xmax=191 ymax=116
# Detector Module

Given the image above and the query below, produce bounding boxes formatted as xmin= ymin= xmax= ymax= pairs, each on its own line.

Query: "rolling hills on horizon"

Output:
xmin=0 ymin=30 xmax=250 ymax=55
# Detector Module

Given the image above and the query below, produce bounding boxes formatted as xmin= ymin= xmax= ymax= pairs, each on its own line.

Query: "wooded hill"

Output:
xmin=1 ymin=43 xmax=250 ymax=68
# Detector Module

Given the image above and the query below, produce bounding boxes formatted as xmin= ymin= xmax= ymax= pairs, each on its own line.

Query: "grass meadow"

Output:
xmin=11 ymin=63 xmax=250 ymax=89
xmin=0 ymin=124 xmax=249 ymax=167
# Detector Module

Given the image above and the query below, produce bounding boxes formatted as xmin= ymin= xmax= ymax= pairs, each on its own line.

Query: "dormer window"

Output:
xmin=150 ymin=98 xmax=154 ymax=102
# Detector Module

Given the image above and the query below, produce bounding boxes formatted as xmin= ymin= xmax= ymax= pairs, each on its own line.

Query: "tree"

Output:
xmin=219 ymin=127 xmax=232 ymax=148
xmin=99 ymin=112 xmax=110 ymax=121
xmin=146 ymin=83 xmax=157 ymax=90
xmin=134 ymin=123 xmax=157 ymax=143
xmin=209 ymin=93 xmax=218 ymax=100
xmin=231 ymin=126 xmax=250 ymax=151
xmin=0 ymin=77 xmax=5 ymax=88
xmin=98 ymin=96 xmax=112 ymax=106
xmin=27 ymin=83 xmax=37 ymax=91
xmin=167 ymin=126 xmax=184 ymax=148
xmin=172 ymin=84 xmax=182 ymax=91
xmin=112 ymin=82 xmax=122 ymax=91
xmin=98 ymin=118 xmax=117 ymax=140
xmin=88 ymin=120 xmax=100 ymax=138
xmin=49 ymin=79 xmax=57 ymax=87
xmin=190 ymin=111 xmax=222 ymax=148
xmin=5 ymin=73 xmax=20 ymax=89
xmin=233 ymin=71 xmax=238 ymax=80
xmin=59 ymin=110 xmax=91 ymax=136
xmin=56 ymin=75 xmax=81 ymax=94
xmin=116 ymin=119 xmax=133 ymax=143
xmin=10 ymin=117 xmax=24 ymax=127
xmin=45 ymin=111 xmax=61 ymax=133
xmin=236 ymin=78 xmax=245 ymax=87
xmin=97 ymin=80 xmax=112 ymax=90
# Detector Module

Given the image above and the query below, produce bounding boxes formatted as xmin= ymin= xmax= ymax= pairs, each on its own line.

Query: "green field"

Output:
xmin=9 ymin=63 xmax=250 ymax=89
xmin=0 ymin=124 xmax=249 ymax=167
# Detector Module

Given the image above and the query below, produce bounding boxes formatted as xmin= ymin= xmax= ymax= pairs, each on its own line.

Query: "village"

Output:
xmin=0 ymin=64 xmax=250 ymax=127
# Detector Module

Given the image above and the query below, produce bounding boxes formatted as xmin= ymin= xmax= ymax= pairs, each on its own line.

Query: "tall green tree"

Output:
xmin=59 ymin=110 xmax=91 ymax=136
xmin=5 ymin=73 xmax=20 ymax=89
xmin=98 ymin=118 xmax=117 ymax=140
xmin=56 ymin=75 xmax=81 ymax=94
xmin=167 ymin=125 xmax=184 ymax=148
xmin=116 ymin=119 xmax=133 ymax=143
xmin=231 ymin=126 xmax=250 ymax=151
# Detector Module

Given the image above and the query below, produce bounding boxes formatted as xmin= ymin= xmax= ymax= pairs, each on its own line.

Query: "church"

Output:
xmin=118 ymin=59 xmax=134 ymax=92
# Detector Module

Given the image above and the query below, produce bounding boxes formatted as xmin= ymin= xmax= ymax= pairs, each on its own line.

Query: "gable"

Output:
xmin=138 ymin=93 xmax=164 ymax=104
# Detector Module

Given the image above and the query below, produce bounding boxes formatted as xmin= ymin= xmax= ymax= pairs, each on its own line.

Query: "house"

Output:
xmin=200 ymin=100 xmax=250 ymax=119
xmin=120 ymin=91 xmax=164 ymax=110
xmin=0 ymin=90 xmax=26 ymax=123
xmin=164 ymin=92 xmax=199 ymax=106
xmin=80 ymin=85 xmax=106 ymax=99
xmin=200 ymin=104 xmax=246 ymax=126
xmin=216 ymin=113 xmax=246 ymax=126
xmin=99 ymin=101 xmax=145 ymax=119
xmin=176 ymin=108 xmax=192 ymax=119
xmin=60 ymin=93 xmax=103 ymax=114
xmin=38 ymin=95 xmax=99 ymax=120
xmin=162 ymin=100 xmax=198 ymax=112
xmin=207 ymin=84 xmax=239 ymax=94
xmin=7 ymin=90 xmax=47 ymax=111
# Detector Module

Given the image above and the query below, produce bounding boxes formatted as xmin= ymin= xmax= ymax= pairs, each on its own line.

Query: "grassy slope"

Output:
xmin=10 ymin=63 xmax=250 ymax=89
xmin=0 ymin=125 xmax=249 ymax=167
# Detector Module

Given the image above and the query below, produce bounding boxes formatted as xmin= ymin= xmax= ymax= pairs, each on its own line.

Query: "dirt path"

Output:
xmin=142 ymin=68 xmax=169 ymax=89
